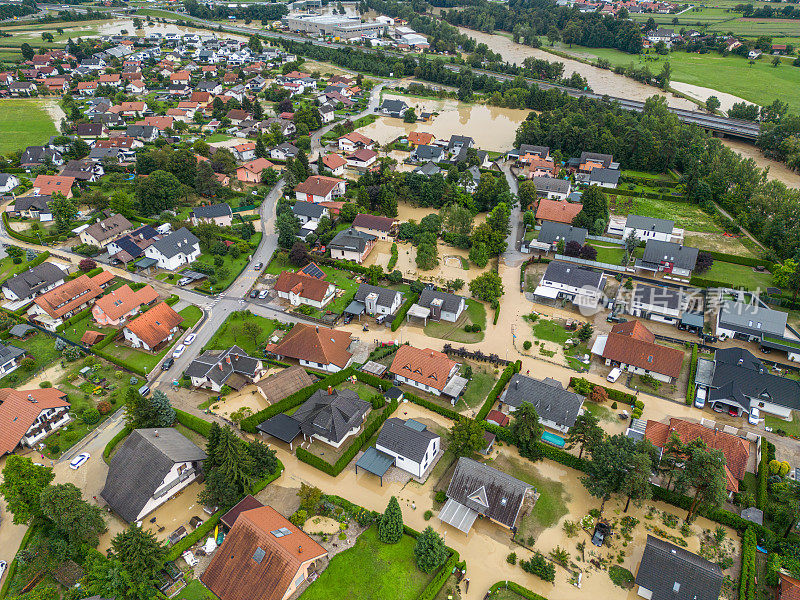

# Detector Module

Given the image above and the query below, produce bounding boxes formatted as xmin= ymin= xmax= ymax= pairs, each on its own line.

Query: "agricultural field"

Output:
xmin=0 ymin=99 xmax=58 ymax=154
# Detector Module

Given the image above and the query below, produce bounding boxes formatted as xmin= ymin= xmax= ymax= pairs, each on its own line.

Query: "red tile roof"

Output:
xmin=294 ymin=175 xmax=343 ymax=199
xmin=124 ymin=301 xmax=183 ymax=349
xmin=33 ymin=175 xmax=75 ymax=196
xmin=34 ymin=272 xmax=113 ymax=319
xmin=0 ymin=388 xmax=70 ymax=455
xmin=322 ymin=154 xmax=347 ymax=170
xmin=535 ymin=199 xmax=582 ymax=224
xmin=779 ymin=573 xmax=800 ymax=600
xmin=273 ymin=271 xmax=331 ymax=302
xmin=408 ymin=131 xmax=434 ymax=146
xmin=267 ymin=324 xmax=352 ymax=369
xmin=93 ymin=284 xmax=158 ymax=321
xmin=600 ymin=322 xmax=683 ymax=379
xmin=389 ymin=346 xmax=457 ymax=392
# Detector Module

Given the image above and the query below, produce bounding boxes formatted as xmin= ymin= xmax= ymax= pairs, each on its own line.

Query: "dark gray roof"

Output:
xmin=184 ymin=345 xmax=261 ymax=386
xmin=448 ymin=135 xmax=473 ymax=150
xmin=292 ymin=201 xmax=326 ymax=219
xmin=256 ymin=413 xmax=301 ymax=443
xmin=446 ymin=457 xmax=531 ymax=528
xmin=625 ymin=214 xmax=674 ymax=234
xmin=9 ymin=324 xmax=35 ymax=337
xmin=417 ymin=288 xmax=464 ymax=314
xmin=193 ymin=203 xmax=232 ymax=219
xmin=291 ymin=388 xmax=370 ymax=445
xmin=635 ymin=535 xmax=723 ymax=600
xmin=641 ymin=240 xmax=698 ymax=271
xmin=531 ymin=177 xmax=571 ymax=194
xmin=538 ymin=222 xmax=587 ymax=246
xmin=150 ymin=227 xmax=199 ymax=259
xmin=126 ymin=125 xmax=157 ymax=138
xmin=2 ymin=262 xmax=66 ymax=299
xmin=14 ymin=196 xmax=51 ymax=212
xmin=500 ymin=374 xmax=584 ymax=428
xmin=353 ymin=283 xmax=402 ymax=310
xmin=0 ymin=343 xmax=25 ymax=364
xmin=633 ymin=284 xmax=682 ymax=311
xmin=588 ymin=168 xmax=621 ymax=185
xmin=414 ymin=162 xmax=441 ymax=177
xmin=578 ymin=151 xmax=613 ymax=167
xmin=517 ymin=144 xmax=549 ymax=157
xmin=376 ymin=417 xmax=439 ymax=463
xmin=0 ymin=173 xmax=18 ymax=186
xmin=414 ymin=144 xmax=444 ymax=161
xmin=101 ymin=428 xmax=206 ymax=523
xmin=380 ymin=99 xmax=408 ymax=115
xmin=719 ymin=299 xmax=786 ymax=337
xmin=543 ymin=261 xmax=604 ymax=289
xmin=329 ymin=228 xmax=376 ymax=253
xmin=710 ymin=347 xmax=800 ymax=411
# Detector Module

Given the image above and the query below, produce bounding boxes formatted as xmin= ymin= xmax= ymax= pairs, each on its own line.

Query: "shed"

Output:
xmin=256 ymin=413 xmax=301 ymax=448
xmin=361 ymin=361 xmax=387 ymax=377
xmin=355 ymin=446 xmax=395 ymax=485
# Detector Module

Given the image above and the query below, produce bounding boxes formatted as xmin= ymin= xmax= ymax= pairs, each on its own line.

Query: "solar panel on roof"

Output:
xmin=300 ymin=262 xmax=325 ymax=279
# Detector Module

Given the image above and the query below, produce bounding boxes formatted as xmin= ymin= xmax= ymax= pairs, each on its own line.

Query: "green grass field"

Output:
xmin=179 ymin=305 xmax=203 ymax=328
xmin=175 ymin=580 xmax=219 ymax=600
xmin=0 ymin=99 xmax=58 ymax=154
xmin=460 ymin=367 xmax=497 ymax=409
xmin=204 ymin=311 xmax=279 ymax=355
xmin=608 ymin=194 xmax=723 ymax=234
xmin=700 ymin=260 xmax=774 ymax=289
xmin=299 ymin=527 xmax=434 ymax=600
xmin=424 ymin=299 xmax=487 ymax=343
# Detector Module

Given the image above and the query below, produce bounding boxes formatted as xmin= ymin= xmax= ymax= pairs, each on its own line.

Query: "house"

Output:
xmin=8 ymin=82 xmax=37 ymax=96
xmin=635 ymin=536 xmax=723 ymax=600
xmin=101 ymin=428 xmax=207 ymax=523
xmin=412 ymin=144 xmax=445 ymax=163
xmin=701 ymin=347 xmax=800 ymax=419
xmin=292 ymin=201 xmax=328 ymax=229
xmin=522 ymin=156 xmax=559 ymax=179
xmin=0 ymin=173 xmax=19 ymax=194
xmin=191 ymin=203 xmax=233 ymax=227
xmin=587 ymin=168 xmax=621 ymax=188
xmin=379 ymin=98 xmax=409 ymax=118
xmin=106 ymin=225 xmax=159 ymax=264
xmin=408 ymin=131 xmax=435 ymax=148
xmin=2 ymin=262 xmax=66 ymax=302
xmin=237 ymin=158 xmax=277 ymax=183
xmin=338 ymin=132 xmax=375 ymax=152
xmin=126 ymin=125 xmax=159 ymax=142
xmin=636 ymin=240 xmax=698 ymax=277
xmin=716 ymin=299 xmax=788 ymax=344
xmin=534 ymin=261 xmax=606 ymax=308
xmin=749 ymin=49 xmax=762 ymax=60
xmin=12 ymin=196 xmax=52 ymax=221
xmin=185 ymin=345 xmax=266 ymax=392
xmin=389 ymin=345 xmax=463 ymax=398
xmin=32 ymin=175 xmax=75 ymax=198
xmin=777 ymin=572 xmax=800 ymax=600
xmin=0 ymin=388 xmax=71 ymax=456
xmin=328 ymin=228 xmax=377 ymax=264
xmin=92 ymin=284 xmax=158 ymax=327
xmin=591 ymin=320 xmax=684 ymax=383
xmin=509 ymin=144 xmax=550 ymax=162
xmin=201 ymin=506 xmax=327 ymax=600
xmin=291 ymin=387 xmax=370 ymax=447
xmin=414 ymin=162 xmax=442 ymax=177
xmin=62 ymin=159 xmax=104 ymax=182
xmin=535 ymin=198 xmax=581 ymax=224
xmin=232 ymin=142 xmax=257 ymax=162
xmin=375 ymin=418 xmax=440 ymax=477
xmin=346 ymin=148 xmax=378 ymax=169
xmin=448 ymin=135 xmax=474 ymax=155
xmin=273 ymin=270 xmax=335 ymax=308
xmin=411 ymin=289 xmax=466 ymax=323
xmin=350 ymin=283 xmax=403 ymax=317
xmin=294 ymin=175 xmax=346 ymax=204
xmin=531 ymin=177 xmax=572 ymax=200
xmin=500 ymin=374 xmax=584 ymax=434
xmin=122 ymin=301 xmax=183 ymax=351
xmin=79 ymin=214 xmax=133 ymax=247
xmin=620 ymin=215 xmax=682 ymax=243
xmin=537 ymin=222 xmax=587 ymax=249
xmin=270 ymin=143 xmax=299 ymax=161
xmin=254 ymin=366 xmax=314 ymax=406
xmin=20 ymin=146 xmax=63 ymax=168
xmin=322 ymin=153 xmax=347 ymax=176
xmin=644 ymin=418 xmax=750 ymax=493
xmin=629 ymin=283 xmax=687 ymax=325
xmin=266 ymin=323 xmax=354 ymax=372
xmin=0 ymin=343 xmax=27 ymax=376
xmin=28 ymin=271 xmax=114 ymax=331
xmin=143 ymin=227 xmax=201 ymax=270
xmin=75 ymin=123 xmax=107 ymax=139
xmin=439 ymin=457 xmax=531 ymax=533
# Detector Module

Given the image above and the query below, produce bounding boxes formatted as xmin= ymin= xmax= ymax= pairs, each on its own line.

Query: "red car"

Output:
xmin=728 ymin=407 xmax=738 ymax=417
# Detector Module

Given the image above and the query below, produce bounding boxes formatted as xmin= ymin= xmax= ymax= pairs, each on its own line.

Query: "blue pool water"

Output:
xmin=541 ymin=431 xmax=566 ymax=448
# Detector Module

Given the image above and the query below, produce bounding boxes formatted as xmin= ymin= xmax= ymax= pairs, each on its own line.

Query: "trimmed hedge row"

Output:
xmin=295 ymin=398 xmax=399 ymax=476
xmin=354 ymin=370 xmax=393 ymax=391
xmin=388 ymin=242 xmax=398 ymax=271
xmin=2 ymin=213 xmax=59 ymax=244
xmin=391 ymin=293 xmax=420 ymax=332
xmin=476 ymin=360 xmax=521 ymax=421
xmin=702 ymin=250 xmax=772 ymax=269
xmin=0 ymin=250 xmax=50 ymax=288
xmin=404 ymin=390 xmax=461 ymax=422
xmin=0 ymin=523 xmax=40 ymax=599
xmin=93 ymin=348 xmax=147 ymax=376
xmin=690 ymin=276 xmax=752 ymax=291
xmin=740 ymin=527 xmax=757 ymax=600
xmin=619 ymin=174 xmax=679 ymax=188
xmin=103 ymin=426 xmax=132 ymax=462
xmin=240 ymin=367 xmax=356 ymax=432
xmin=175 ymin=409 xmax=212 ymax=437
xmin=419 ymin=545 xmax=460 ymax=600
xmin=568 ymin=377 xmax=637 ymax=405
xmin=685 ymin=344 xmax=698 ymax=405
xmin=757 ymin=445 xmax=769 ymax=510
xmin=55 ymin=306 xmax=93 ymax=332
xmin=488 ymin=581 xmax=548 ymax=600
xmin=608 ymin=186 xmax=685 ymax=202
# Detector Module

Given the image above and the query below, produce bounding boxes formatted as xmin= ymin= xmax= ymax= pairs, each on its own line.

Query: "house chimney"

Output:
xmin=298 ymin=545 xmax=303 ymax=554
xmin=219 ymin=362 xmax=224 ymax=370
xmin=328 ymin=386 xmax=333 ymax=395
xmin=226 ymin=356 xmax=231 ymax=365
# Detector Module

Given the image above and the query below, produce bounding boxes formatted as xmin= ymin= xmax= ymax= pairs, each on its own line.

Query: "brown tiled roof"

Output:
xmin=33 ymin=175 xmax=75 ymax=196
xmin=294 ymin=175 xmax=343 ymax=198
xmin=347 ymin=149 xmax=377 ymax=162
xmin=124 ymin=301 xmax=183 ymax=349
xmin=339 ymin=132 xmax=373 ymax=145
xmin=82 ymin=213 xmax=132 ymax=244
xmin=389 ymin=346 xmax=457 ymax=392
xmin=535 ymin=199 xmax=582 ymax=224
xmin=267 ymin=324 xmax=352 ymax=369
xmin=408 ymin=131 xmax=434 ymax=146
xmin=94 ymin=284 xmax=158 ymax=321
xmin=352 ymin=213 xmax=396 ymax=232
xmin=81 ymin=330 xmax=105 ymax=345
xmin=239 ymin=158 xmax=275 ymax=174
xmin=255 ymin=366 xmax=314 ymax=403
xmin=486 ymin=410 xmax=510 ymax=427
xmin=601 ymin=325 xmax=683 ymax=379
xmin=273 ymin=271 xmax=331 ymax=302
xmin=779 ymin=573 xmax=800 ymax=600
xmin=611 ymin=320 xmax=655 ymax=343
xmin=0 ymin=388 xmax=70 ymax=455
xmin=201 ymin=506 xmax=326 ymax=600
xmin=322 ymin=154 xmax=347 ymax=170
xmin=33 ymin=272 xmax=113 ymax=319
xmin=220 ymin=494 xmax=264 ymax=530
xmin=644 ymin=418 xmax=750 ymax=492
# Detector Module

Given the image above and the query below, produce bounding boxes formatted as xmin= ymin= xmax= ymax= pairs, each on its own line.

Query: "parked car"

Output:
xmin=69 ymin=453 xmax=90 ymax=470
xmin=254 ymin=262 xmax=263 ymax=270
xmin=138 ymin=384 xmax=151 ymax=397
xmin=713 ymin=403 xmax=725 ymax=413
xmin=258 ymin=289 xmax=268 ymax=299
xmin=694 ymin=387 xmax=707 ymax=409
xmin=250 ymin=289 xmax=258 ymax=298
xmin=184 ymin=333 xmax=196 ymax=345
xmin=162 ymin=357 xmax=174 ymax=370
xmin=728 ymin=406 xmax=738 ymax=417
xmin=748 ymin=407 xmax=760 ymax=425
xmin=607 ymin=367 xmax=622 ymax=383
xmin=172 ymin=344 xmax=186 ymax=358
xmin=0 ymin=560 xmax=6 ymax=583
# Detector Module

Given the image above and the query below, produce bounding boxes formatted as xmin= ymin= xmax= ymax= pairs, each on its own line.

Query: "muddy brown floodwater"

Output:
xmin=721 ymin=138 xmax=800 ymax=188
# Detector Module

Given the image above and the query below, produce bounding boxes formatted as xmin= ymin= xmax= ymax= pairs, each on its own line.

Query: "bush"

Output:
xmin=507 ymin=552 xmax=517 ymax=565
xmin=519 ymin=552 xmax=555 ymax=582
xmin=81 ymin=408 xmax=100 ymax=424
xmin=740 ymin=527 xmax=757 ymax=600
xmin=39 ymin=380 xmax=52 ymax=388
xmin=609 ymin=565 xmax=635 ymax=589
xmin=391 ymin=293 xmax=420 ymax=331
xmin=424 ymin=510 xmax=433 ymax=521
xmin=523 ymin=340 xmax=532 ymax=350
xmin=435 ymin=490 xmax=447 ymax=504
xmin=611 ymin=401 xmax=618 ymax=409
xmin=290 ymin=509 xmax=308 ymax=526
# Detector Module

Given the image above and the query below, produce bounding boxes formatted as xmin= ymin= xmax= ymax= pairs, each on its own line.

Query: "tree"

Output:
xmin=620 ymin=450 xmax=653 ymax=512
xmin=486 ymin=202 xmax=511 ymax=235
xmin=469 ymin=241 xmax=489 ymax=268
xmin=623 ymin=232 xmax=639 ymax=265
xmin=706 ymin=96 xmax=721 ymax=112
xmin=51 ymin=192 xmax=77 ymax=233
xmin=340 ymin=202 xmax=359 ymax=222
xmin=573 ymin=186 xmax=609 ymax=234
xmin=564 ymin=240 xmax=582 ymax=257
xmin=378 ymin=496 xmax=403 ymax=544
xmin=200 ymin=425 xmax=253 ymax=509
xmin=518 ymin=180 xmax=538 ymax=209
xmin=511 ymin=403 xmax=544 ymax=461
xmin=289 ymin=241 xmax=308 ymax=266
xmin=79 ymin=258 xmax=97 ymax=272
xmin=694 ymin=252 xmax=713 ymax=274
xmin=577 ymin=322 xmax=593 ymax=342
xmin=449 ymin=417 xmax=486 ymax=456
xmin=0 ymin=456 xmax=54 ymax=524
xmin=195 ymin=161 xmax=220 ymax=197
xmin=581 ymin=434 xmax=636 ymax=512
xmin=297 ymin=483 xmax=323 ymax=512
xmin=125 ymin=387 xmax=160 ymax=429
xmin=150 ymin=390 xmax=175 ymax=427
xmin=440 ymin=203 xmax=473 ymax=247
xmin=414 ymin=526 xmax=448 ymax=573
xmin=772 ymin=55 xmax=781 ymax=67
xmin=674 ymin=443 xmax=727 ymax=522
xmin=469 ymin=271 xmax=504 ymax=304
xmin=403 ymin=107 xmax=417 ymax=123
xmin=773 ymin=259 xmax=800 ymax=298
xmin=546 ymin=26 xmax=560 ymax=46
xmin=39 ymin=483 xmax=106 ymax=547
xmin=562 ymin=22 xmax=581 ymax=48
xmin=276 ymin=211 xmax=300 ymax=249
xmin=566 ymin=413 xmax=603 ymax=459
xmin=135 ymin=170 xmax=182 ymax=215
xmin=241 ymin=319 xmax=263 ymax=350
xmin=579 ymin=244 xmax=597 ymax=261
xmin=110 ymin=525 xmax=166 ymax=587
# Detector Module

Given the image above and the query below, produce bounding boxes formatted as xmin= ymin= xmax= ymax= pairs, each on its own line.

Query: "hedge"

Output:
xmin=55 ymin=306 xmax=93 ymax=332
xmin=685 ymin=344 xmax=698 ymax=405
xmin=568 ymin=377 xmax=636 ymax=405
xmin=757 ymin=447 xmax=769 ymax=510
xmin=175 ymin=408 xmax=212 ymax=438
xmin=240 ymin=367 xmax=356 ymax=432
xmin=493 ymin=306 xmax=500 ymax=325
xmin=690 ymin=276 xmax=753 ymax=291
xmin=476 ymin=360 xmax=521 ymax=421
xmin=0 ymin=250 xmax=50 ymax=288
xmin=488 ymin=581 xmax=548 ymax=600
xmin=619 ymin=174 xmax=679 ymax=188
xmin=740 ymin=527 xmax=757 ymax=600
xmin=702 ymin=251 xmax=772 ymax=269
xmin=165 ymin=294 xmax=180 ymax=306
xmin=387 ymin=242 xmax=398 ymax=271
xmin=391 ymin=293 xmax=420 ymax=332
xmin=2 ymin=213 xmax=59 ymax=244
xmin=251 ymin=458 xmax=285 ymax=494
xmin=103 ymin=425 xmax=132 ymax=462
xmin=353 ymin=369 xmax=392 ymax=391
xmin=404 ymin=391 xmax=461 ymax=421
xmin=93 ymin=348 xmax=147 ymax=376
xmin=0 ymin=522 xmax=40 ymax=599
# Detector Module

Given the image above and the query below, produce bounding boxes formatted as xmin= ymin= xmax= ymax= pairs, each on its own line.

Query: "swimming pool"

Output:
xmin=541 ymin=431 xmax=566 ymax=448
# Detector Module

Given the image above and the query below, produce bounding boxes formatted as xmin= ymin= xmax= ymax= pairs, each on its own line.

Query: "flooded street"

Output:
xmin=456 ymin=28 xmax=696 ymax=109
xmin=357 ymin=93 xmax=529 ymax=151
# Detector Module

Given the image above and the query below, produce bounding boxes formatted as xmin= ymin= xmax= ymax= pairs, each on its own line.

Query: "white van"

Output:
xmin=607 ymin=368 xmax=622 ymax=383
xmin=694 ymin=387 xmax=707 ymax=409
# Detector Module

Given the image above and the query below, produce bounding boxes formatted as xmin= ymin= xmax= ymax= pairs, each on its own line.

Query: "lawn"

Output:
xmin=299 ymin=527 xmax=434 ymax=600
xmin=582 ymin=401 xmax=617 ymax=423
xmin=174 ymin=580 xmax=219 ymax=600
xmin=608 ymin=193 xmax=722 ymax=234
xmin=588 ymin=243 xmax=627 ymax=265
xmin=179 ymin=305 xmax=203 ymax=328
xmin=0 ymin=330 xmax=62 ymax=389
xmin=699 ymin=260 xmax=773 ymax=290
xmin=0 ymin=99 xmax=57 ymax=154
xmin=204 ymin=311 xmax=279 ymax=355
xmin=460 ymin=367 xmax=497 ymax=409
xmin=765 ymin=411 xmax=800 ymax=436
xmin=424 ymin=299 xmax=487 ymax=344
xmin=531 ymin=317 xmax=573 ymax=345
xmin=193 ymin=237 xmax=259 ymax=293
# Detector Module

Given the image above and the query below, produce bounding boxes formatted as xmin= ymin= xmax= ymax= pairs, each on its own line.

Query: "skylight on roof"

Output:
xmin=253 ymin=547 xmax=266 ymax=563
xmin=270 ymin=527 xmax=292 ymax=538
